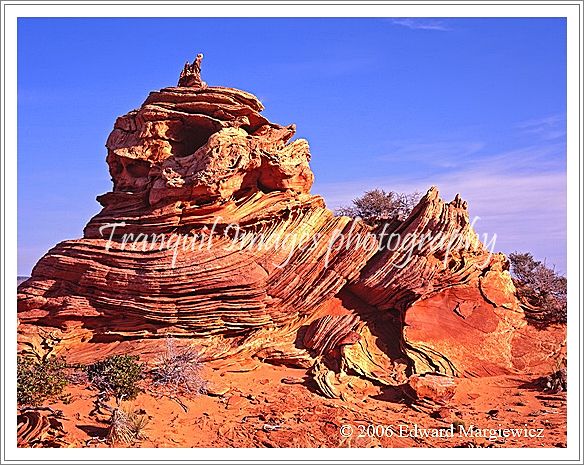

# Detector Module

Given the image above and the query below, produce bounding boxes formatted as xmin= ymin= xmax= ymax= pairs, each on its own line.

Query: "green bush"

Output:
xmin=86 ymin=355 xmax=144 ymax=403
xmin=17 ymin=355 xmax=68 ymax=406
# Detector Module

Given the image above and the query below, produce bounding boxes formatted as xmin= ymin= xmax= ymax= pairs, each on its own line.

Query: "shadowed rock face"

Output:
xmin=17 ymin=61 xmax=564 ymax=393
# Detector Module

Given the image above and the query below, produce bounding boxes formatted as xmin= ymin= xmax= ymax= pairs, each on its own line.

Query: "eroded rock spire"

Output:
xmin=178 ymin=53 xmax=207 ymax=88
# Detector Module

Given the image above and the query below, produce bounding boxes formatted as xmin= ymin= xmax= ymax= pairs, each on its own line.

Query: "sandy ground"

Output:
xmin=34 ymin=359 xmax=566 ymax=448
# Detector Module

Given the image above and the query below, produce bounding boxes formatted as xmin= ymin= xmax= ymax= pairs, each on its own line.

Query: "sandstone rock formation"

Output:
xmin=18 ymin=57 xmax=564 ymax=409
xmin=17 ymin=408 xmax=67 ymax=448
xmin=404 ymin=373 xmax=457 ymax=415
xmin=178 ymin=53 xmax=207 ymax=88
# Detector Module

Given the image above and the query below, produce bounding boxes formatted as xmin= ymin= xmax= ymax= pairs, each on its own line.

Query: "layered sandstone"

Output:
xmin=18 ymin=57 xmax=564 ymax=404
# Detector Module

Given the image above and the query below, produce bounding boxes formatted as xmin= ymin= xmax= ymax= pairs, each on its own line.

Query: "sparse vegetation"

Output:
xmin=86 ymin=355 xmax=144 ymax=404
xmin=337 ymin=189 xmax=421 ymax=226
xmin=107 ymin=406 xmax=149 ymax=445
xmin=509 ymin=252 xmax=567 ymax=326
xmin=17 ymin=355 xmax=68 ymax=406
xmin=151 ymin=338 xmax=208 ymax=397
xmin=527 ymin=358 xmax=567 ymax=393
xmin=543 ymin=365 xmax=568 ymax=393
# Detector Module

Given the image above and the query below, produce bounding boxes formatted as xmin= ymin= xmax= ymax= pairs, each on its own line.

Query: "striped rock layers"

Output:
xmin=17 ymin=67 xmax=563 ymax=385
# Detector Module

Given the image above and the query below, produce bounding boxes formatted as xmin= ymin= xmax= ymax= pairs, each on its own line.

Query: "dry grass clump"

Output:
xmin=107 ymin=407 xmax=149 ymax=445
xmin=151 ymin=338 xmax=208 ymax=397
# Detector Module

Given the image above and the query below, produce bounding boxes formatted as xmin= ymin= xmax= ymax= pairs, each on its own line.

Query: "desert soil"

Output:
xmin=41 ymin=359 xmax=566 ymax=448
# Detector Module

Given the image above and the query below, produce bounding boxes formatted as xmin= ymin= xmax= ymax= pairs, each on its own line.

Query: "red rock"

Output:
xmin=17 ymin=409 xmax=68 ymax=448
xmin=408 ymin=374 xmax=457 ymax=404
xmin=281 ymin=377 xmax=304 ymax=385
xmin=226 ymin=394 xmax=245 ymax=410
xmin=18 ymin=64 xmax=370 ymax=340
xmin=303 ymin=314 xmax=361 ymax=356
xmin=17 ymin=56 xmax=563 ymax=398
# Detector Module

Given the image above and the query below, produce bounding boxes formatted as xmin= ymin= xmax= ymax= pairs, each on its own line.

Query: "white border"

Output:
xmin=2 ymin=1 xmax=582 ymax=463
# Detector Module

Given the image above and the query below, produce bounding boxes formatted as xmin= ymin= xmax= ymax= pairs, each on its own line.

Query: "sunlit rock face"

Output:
xmin=18 ymin=57 xmax=563 ymax=392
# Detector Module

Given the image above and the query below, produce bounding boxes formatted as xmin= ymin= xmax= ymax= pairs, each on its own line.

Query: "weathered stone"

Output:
xmin=408 ymin=374 xmax=457 ymax=404
xmin=17 ymin=57 xmax=563 ymax=390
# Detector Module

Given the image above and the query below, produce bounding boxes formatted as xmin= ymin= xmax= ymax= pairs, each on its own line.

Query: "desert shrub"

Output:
xmin=86 ymin=355 xmax=144 ymax=403
xmin=509 ymin=252 xmax=567 ymax=326
xmin=17 ymin=355 xmax=68 ymax=406
xmin=107 ymin=406 xmax=149 ymax=445
xmin=544 ymin=365 xmax=567 ymax=393
xmin=530 ymin=358 xmax=567 ymax=393
xmin=151 ymin=339 xmax=207 ymax=397
xmin=64 ymin=363 xmax=89 ymax=385
xmin=337 ymin=189 xmax=421 ymax=226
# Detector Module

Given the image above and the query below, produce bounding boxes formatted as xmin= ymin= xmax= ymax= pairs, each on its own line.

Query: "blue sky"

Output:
xmin=18 ymin=17 xmax=567 ymax=275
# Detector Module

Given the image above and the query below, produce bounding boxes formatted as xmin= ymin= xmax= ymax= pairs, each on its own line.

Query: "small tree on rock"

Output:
xmin=509 ymin=252 xmax=567 ymax=327
xmin=337 ymin=189 xmax=421 ymax=226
